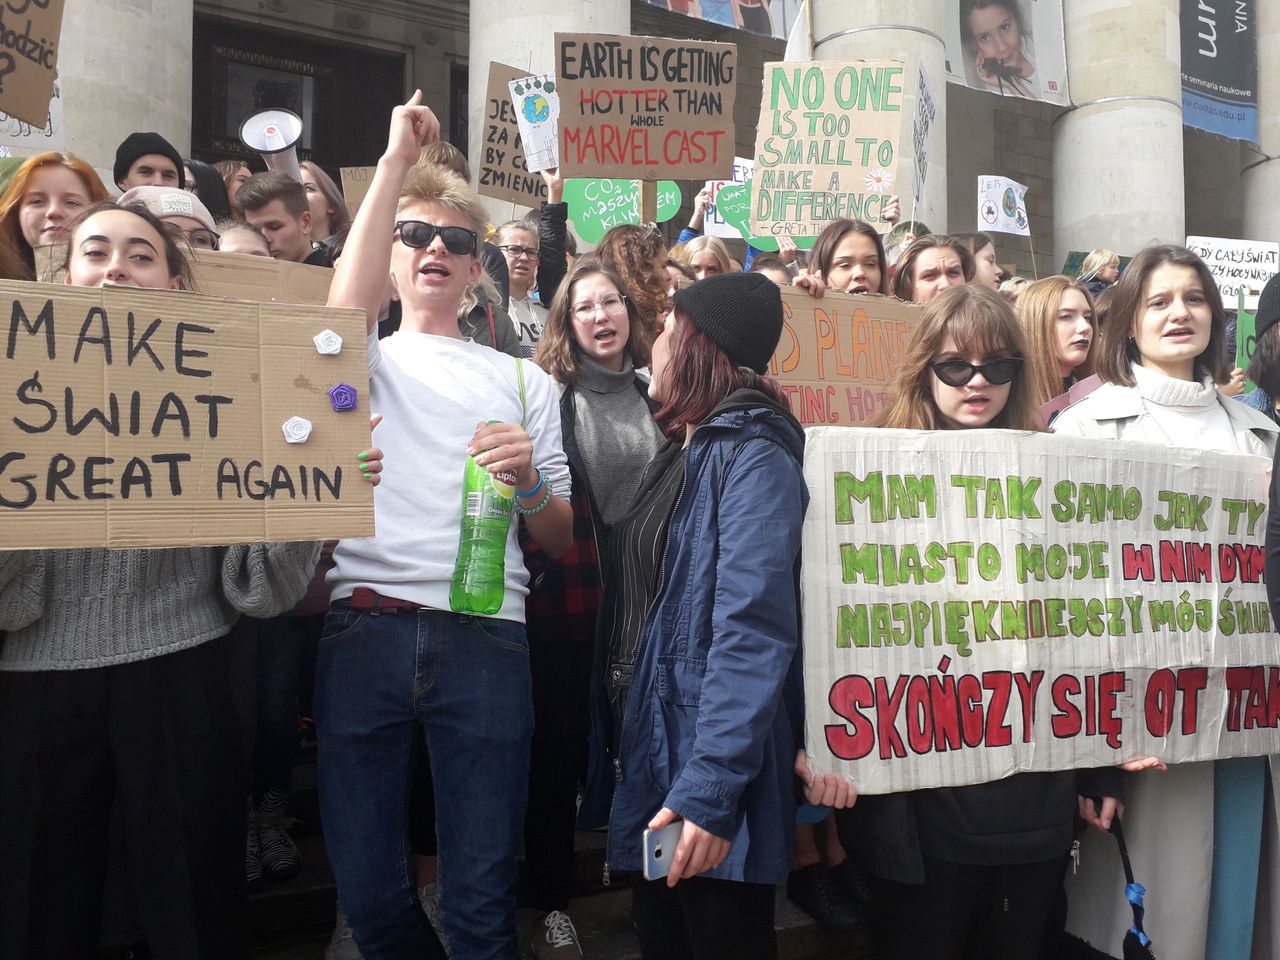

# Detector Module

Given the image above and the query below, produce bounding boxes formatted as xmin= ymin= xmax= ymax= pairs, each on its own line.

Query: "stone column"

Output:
xmin=810 ymin=0 xmax=948 ymax=232
xmin=57 ymin=0 xmax=194 ymax=188
xmin=467 ymin=0 xmax=628 ymax=221
xmin=1242 ymin=0 xmax=1279 ymax=243
xmin=1053 ymin=0 xmax=1184 ymax=263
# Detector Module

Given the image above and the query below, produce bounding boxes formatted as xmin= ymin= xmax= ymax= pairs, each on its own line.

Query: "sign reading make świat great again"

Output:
xmin=803 ymin=428 xmax=1280 ymax=794
xmin=0 ymin=280 xmax=374 ymax=549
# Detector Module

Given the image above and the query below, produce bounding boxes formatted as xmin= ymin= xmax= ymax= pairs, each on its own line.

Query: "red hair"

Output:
xmin=654 ymin=309 xmax=788 ymax=438
xmin=0 ymin=152 xmax=110 ymax=279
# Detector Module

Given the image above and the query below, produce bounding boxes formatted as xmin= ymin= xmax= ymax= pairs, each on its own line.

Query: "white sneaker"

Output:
xmin=325 ymin=906 xmax=362 ymax=960
xmin=529 ymin=910 xmax=584 ymax=959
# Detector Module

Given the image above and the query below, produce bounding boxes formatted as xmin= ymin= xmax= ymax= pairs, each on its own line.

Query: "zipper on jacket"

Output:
xmin=601 ymin=463 xmax=690 ymax=887
xmin=1070 ymin=838 xmax=1080 ymax=875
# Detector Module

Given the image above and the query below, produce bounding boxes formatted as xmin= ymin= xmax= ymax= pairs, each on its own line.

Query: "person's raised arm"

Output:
xmin=328 ymin=90 xmax=440 ymax=333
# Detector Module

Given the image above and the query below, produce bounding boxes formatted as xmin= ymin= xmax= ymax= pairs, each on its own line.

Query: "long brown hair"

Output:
xmin=892 ymin=235 xmax=975 ymax=302
xmin=0 ymin=152 xmax=110 ymax=279
xmin=1093 ymin=244 xmax=1229 ymax=387
xmin=654 ymin=309 xmax=787 ymax=438
xmin=534 ymin=258 xmax=653 ymax=385
xmin=873 ymin=285 xmax=1042 ymax=431
xmin=1015 ymin=275 xmax=1097 ymax=407
xmin=808 ymin=218 xmax=889 ymax=294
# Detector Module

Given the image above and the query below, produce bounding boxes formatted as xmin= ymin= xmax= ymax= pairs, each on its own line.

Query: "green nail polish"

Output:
xmin=358 ymin=451 xmax=369 ymax=460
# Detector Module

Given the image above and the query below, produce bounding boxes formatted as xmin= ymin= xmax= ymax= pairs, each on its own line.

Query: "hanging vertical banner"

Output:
xmin=1180 ymin=0 xmax=1257 ymax=142
xmin=751 ymin=60 xmax=906 ymax=239
xmin=554 ymin=33 xmax=738 ymax=181
xmin=507 ymin=74 xmax=560 ymax=174
xmin=977 ymin=175 xmax=1029 ymax=236
xmin=638 ymin=0 xmax=803 ymax=40
xmin=942 ymin=0 xmax=1069 ymax=106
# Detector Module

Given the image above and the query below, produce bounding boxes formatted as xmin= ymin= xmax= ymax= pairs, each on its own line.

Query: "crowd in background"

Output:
xmin=0 ymin=87 xmax=1278 ymax=960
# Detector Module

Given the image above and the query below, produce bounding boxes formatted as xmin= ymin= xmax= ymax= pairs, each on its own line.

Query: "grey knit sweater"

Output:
xmin=0 ymin=542 xmax=322 ymax=671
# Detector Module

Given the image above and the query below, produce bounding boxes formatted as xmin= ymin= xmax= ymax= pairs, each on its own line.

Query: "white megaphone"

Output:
xmin=239 ymin=108 xmax=303 ymax=182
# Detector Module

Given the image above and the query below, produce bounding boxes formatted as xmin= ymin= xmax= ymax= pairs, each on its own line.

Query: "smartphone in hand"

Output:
xmin=642 ymin=819 xmax=684 ymax=881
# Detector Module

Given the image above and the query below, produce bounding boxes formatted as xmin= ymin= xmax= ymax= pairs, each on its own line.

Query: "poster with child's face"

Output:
xmin=943 ymin=0 xmax=1069 ymax=105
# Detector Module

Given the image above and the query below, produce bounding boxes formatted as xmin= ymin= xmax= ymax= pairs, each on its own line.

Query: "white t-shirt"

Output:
xmin=327 ymin=329 xmax=571 ymax=623
xmin=509 ymin=295 xmax=547 ymax=358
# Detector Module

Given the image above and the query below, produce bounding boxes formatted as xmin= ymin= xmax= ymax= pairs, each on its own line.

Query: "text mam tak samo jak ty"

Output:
xmin=768 ymin=288 xmax=918 ymax=427
xmin=0 ymin=281 xmax=373 ymax=549
xmin=800 ymin=428 xmax=1280 ymax=794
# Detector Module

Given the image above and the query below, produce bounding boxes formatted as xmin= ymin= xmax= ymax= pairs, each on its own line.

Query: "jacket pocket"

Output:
xmin=648 ymin=655 xmax=707 ymax=790
xmin=656 ymin=655 xmax=706 ymax=707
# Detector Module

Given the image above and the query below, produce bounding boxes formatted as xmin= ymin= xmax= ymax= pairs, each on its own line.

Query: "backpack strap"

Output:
xmin=488 ymin=302 xmax=496 ymax=346
xmin=516 ymin=357 xmax=528 ymax=429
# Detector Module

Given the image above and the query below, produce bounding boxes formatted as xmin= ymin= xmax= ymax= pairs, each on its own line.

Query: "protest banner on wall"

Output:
xmin=0 ymin=0 xmax=65 ymax=127
xmin=978 ymin=175 xmax=1029 ymax=236
xmin=1185 ymin=236 xmax=1278 ymax=312
xmin=507 ymin=73 xmax=559 ymax=174
xmin=639 ymin=0 xmax=802 ymax=39
xmin=479 ymin=62 xmax=548 ymax=206
xmin=1181 ymin=0 xmax=1257 ymax=141
xmin=942 ymin=0 xmax=1069 ymax=105
xmin=339 ymin=166 xmax=374 ymax=218
xmin=0 ymin=280 xmax=373 ymax=549
xmin=802 ymin=427 xmax=1280 ymax=794
xmin=555 ymin=33 xmax=737 ymax=181
xmin=768 ymin=289 xmax=918 ymax=427
xmin=704 ymin=156 xmax=754 ymax=240
xmin=751 ymin=60 xmax=905 ymax=239
xmin=562 ymin=177 xmax=681 ymax=244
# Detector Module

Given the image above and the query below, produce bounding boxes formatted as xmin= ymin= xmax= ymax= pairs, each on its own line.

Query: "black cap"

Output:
xmin=113 ymin=132 xmax=184 ymax=189
xmin=1256 ymin=274 xmax=1280 ymax=343
xmin=672 ymin=271 xmax=784 ymax=373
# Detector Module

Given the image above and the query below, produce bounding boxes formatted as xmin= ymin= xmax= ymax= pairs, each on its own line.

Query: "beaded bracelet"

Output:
xmin=515 ymin=480 xmax=554 ymax=515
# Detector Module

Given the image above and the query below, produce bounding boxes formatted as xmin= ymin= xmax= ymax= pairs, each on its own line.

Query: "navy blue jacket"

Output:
xmin=580 ymin=393 xmax=808 ymax=885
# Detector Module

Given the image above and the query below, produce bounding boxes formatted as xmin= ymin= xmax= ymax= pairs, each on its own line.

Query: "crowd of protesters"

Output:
xmin=0 ymin=86 xmax=1277 ymax=960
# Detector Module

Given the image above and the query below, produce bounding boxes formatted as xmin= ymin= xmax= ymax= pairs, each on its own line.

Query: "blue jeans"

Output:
xmin=315 ymin=602 xmax=533 ymax=960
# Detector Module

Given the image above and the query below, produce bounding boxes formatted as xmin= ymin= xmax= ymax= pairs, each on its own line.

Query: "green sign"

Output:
xmin=1236 ymin=291 xmax=1256 ymax=392
xmin=563 ymin=178 xmax=681 ymax=245
xmin=711 ymin=179 xmax=816 ymax=253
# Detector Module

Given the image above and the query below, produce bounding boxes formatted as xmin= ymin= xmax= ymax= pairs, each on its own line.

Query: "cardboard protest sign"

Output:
xmin=479 ymin=62 xmax=548 ymax=206
xmin=0 ymin=0 xmax=65 ymax=128
xmin=803 ymin=428 xmax=1280 ymax=794
xmin=978 ymin=175 xmax=1029 ymax=236
xmin=0 ymin=74 xmax=61 ymax=153
xmin=704 ymin=157 xmax=753 ymax=240
xmin=911 ymin=64 xmax=937 ymax=201
xmin=339 ymin=167 xmax=374 ymax=218
xmin=555 ymin=33 xmax=737 ymax=181
xmin=752 ymin=61 xmax=905 ymax=239
xmin=562 ymin=178 xmax=680 ymax=245
xmin=0 ymin=280 xmax=373 ymax=549
xmin=34 ymin=247 xmax=333 ymax=308
xmin=508 ymin=74 xmax=559 ymax=174
xmin=1236 ymin=293 xmax=1257 ymax=391
xmin=1185 ymin=236 xmax=1279 ymax=312
xmin=768 ymin=289 xmax=918 ymax=426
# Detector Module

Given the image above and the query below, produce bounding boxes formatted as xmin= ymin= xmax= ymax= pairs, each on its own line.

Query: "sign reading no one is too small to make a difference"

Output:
xmin=802 ymin=427 xmax=1280 ymax=794
xmin=752 ymin=60 xmax=905 ymax=240
xmin=0 ymin=280 xmax=374 ymax=549
xmin=555 ymin=33 xmax=737 ymax=181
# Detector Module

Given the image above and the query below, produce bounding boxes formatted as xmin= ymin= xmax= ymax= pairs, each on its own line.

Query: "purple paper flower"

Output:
xmin=329 ymin=382 xmax=358 ymax=412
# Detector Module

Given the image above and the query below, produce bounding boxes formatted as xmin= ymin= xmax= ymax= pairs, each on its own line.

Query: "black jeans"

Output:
xmin=629 ymin=874 xmax=777 ymax=960
xmin=870 ymin=856 xmax=1064 ymax=960
xmin=0 ymin=635 xmax=245 ymax=960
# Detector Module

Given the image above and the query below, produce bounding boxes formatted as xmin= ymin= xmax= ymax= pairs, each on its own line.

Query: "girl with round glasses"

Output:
xmin=838 ymin=286 xmax=1122 ymax=959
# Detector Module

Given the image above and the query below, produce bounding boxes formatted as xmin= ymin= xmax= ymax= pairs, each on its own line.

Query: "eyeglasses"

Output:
xmin=498 ymin=243 xmax=540 ymax=261
xmin=394 ymin=220 xmax=477 ymax=256
xmin=572 ymin=294 xmax=628 ymax=322
xmin=930 ymin=357 xmax=1023 ymax=387
xmin=162 ymin=222 xmax=219 ymax=251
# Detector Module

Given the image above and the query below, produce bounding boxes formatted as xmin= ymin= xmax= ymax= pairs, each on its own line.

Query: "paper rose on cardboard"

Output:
xmin=313 ymin=329 xmax=343 ymax=355
xmin=282 ymin=416 xmax=313 ymax=443
xmin=328 ymin=382 xmax=358 ymax=412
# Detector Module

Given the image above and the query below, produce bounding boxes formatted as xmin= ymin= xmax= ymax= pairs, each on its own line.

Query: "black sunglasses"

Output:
xmin=930 ymin=357 xmax=1023 ymax=387
xmin=394 ymin=220 xmax=477 ymax=256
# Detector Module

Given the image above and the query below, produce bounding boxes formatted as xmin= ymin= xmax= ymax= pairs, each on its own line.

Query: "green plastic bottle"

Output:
xmin=449 ymin=429 xmax=516 ymax=615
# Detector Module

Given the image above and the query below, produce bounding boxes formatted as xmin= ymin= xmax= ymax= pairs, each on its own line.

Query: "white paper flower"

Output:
xmin=864 ymin=167 xmax=893 ymax=192
xmin=313 ymin=329 xmax=343 ymax=355
xmin=282 ymin=416 xmax=313 ymax=444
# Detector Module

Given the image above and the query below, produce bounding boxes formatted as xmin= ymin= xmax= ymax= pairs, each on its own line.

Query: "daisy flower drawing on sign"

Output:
xmin=864 ymin=167 xmax=893 ymax=192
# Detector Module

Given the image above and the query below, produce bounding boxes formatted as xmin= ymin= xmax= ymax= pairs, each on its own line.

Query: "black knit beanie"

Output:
xmin=1255 ymin=274 xmax=1280 ymax=342
xmin=113 ymin=132 xmax=185 ymax=189
xmin=672 ymin=271 xmax=784 ymax=373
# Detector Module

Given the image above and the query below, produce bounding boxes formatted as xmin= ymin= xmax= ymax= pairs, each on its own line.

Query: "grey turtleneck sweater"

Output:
xmin=0 ymin=542 xmax=321 ymax=671
xmin=572 ymin=355 xmax=665 ymax=527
